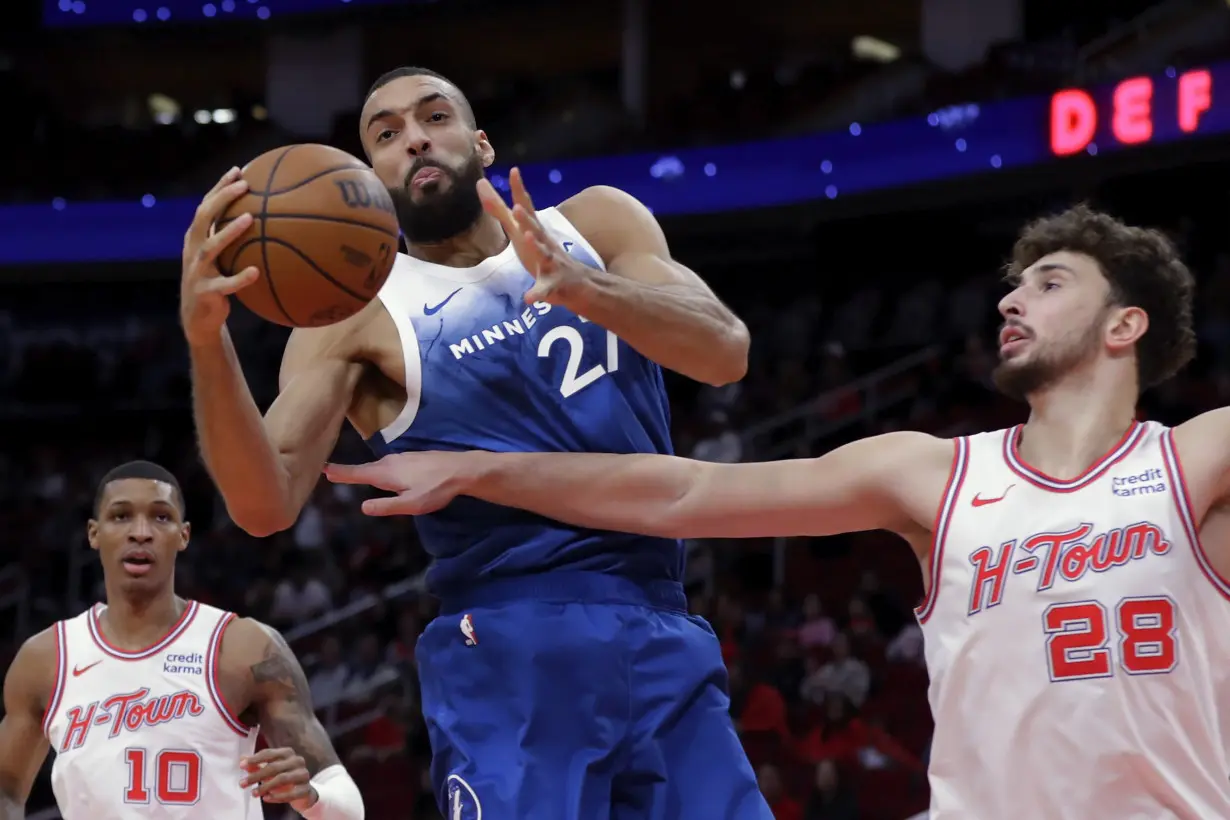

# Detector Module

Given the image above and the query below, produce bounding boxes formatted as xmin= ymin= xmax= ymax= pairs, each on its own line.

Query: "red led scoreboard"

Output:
xmin=1050 ymin=69 xmax=1214 ymax=156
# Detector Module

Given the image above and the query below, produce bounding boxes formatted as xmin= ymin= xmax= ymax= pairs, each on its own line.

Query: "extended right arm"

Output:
xmin=190 ymin=325 xmax=363 ymax=537
xmin=458 ymin=431 xmax=950 ymax=540
xmin=328 ymin=430 xmax=954 ymax=547
xmin=0 ymin=630 xmax=56 ymax=818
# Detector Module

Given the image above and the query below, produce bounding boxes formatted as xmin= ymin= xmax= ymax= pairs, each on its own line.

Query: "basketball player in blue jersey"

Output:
xmin=180 ymin=66 xmax=766 ymax=819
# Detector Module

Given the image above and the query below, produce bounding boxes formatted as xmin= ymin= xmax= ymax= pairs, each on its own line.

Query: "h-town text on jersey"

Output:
xmin=967 ymin=521 xmax=1172 ymax=615
xmin=59 ymin=687 xmax=206 ymax=752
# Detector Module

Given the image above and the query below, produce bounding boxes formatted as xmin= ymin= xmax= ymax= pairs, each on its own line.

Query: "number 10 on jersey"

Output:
xmin=537 ymin=320 xmax=619 ymax=398
xmin=1044 ymin=596 xmax=1178 ymax=681
xmin=124 ymin=748 xmax=202 ymax=805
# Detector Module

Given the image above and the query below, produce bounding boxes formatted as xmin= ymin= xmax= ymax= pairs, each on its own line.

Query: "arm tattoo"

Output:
xmin=250 ymin=628 xmax=341 ymax=775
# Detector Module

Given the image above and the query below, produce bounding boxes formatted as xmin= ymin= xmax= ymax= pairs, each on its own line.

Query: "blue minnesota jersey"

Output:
xmin=367 ymin=207 xmax=682 ymax=595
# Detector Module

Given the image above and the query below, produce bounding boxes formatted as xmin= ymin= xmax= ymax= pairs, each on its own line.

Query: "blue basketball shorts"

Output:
xmin=416 ymin=572 xmax=772 ymax=820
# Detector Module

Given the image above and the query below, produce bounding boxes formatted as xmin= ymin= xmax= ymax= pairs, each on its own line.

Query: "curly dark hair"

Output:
xmin=1006 ymin=204 xmax=1196 ymax=389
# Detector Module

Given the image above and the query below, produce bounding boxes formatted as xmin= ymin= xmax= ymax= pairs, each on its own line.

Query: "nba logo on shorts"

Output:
xmin=446 ymin=773 xmax=482 ymax=820
xmin=460 ymin=613 xmax=478 ymax=646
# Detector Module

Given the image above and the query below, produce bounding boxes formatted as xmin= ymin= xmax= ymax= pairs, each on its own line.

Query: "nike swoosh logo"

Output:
xmin=563 ymin=241 xmax=574 ymax=253
xmin=424 ymin=288 xmax=462 ymax=316
xmin=971 ymin=485 xmax=1014 ymax=507
xmin=72 ymin=661 xmax=101 ymax=677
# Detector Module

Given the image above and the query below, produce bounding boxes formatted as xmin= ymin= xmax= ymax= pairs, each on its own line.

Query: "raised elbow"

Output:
xmin=227 ymin=503 xmax=296 ymax=539
xmin=701 ymin=321 xmax=750 ymax=386
xmin=236 ymin=521 xmax=290 ymax=539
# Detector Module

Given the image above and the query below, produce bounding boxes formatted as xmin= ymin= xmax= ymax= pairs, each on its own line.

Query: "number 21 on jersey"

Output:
xmin=537 ymin=318 xmax=619 ymax=398
xmin=1043 ymin=596 xmax=1178 ymax=681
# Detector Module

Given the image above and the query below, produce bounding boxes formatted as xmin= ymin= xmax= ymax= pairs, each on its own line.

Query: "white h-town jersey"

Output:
xmin=917 ymin=421 xmax=1230 ymax=819
xmin=43 ymin=600 xmax=260 ymax=819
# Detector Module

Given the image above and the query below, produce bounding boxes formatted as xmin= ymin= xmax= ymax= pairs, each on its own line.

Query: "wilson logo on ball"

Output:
xmin=334 ymin=179 xmax=395 ymax=215
xmin=215 ymin=143 xmax=400 ymax=328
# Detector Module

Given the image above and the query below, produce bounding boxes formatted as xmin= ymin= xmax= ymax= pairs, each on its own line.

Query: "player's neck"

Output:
xmin=1021 ymin=372 xmax=1138 ymax=480
xmin=406 ymin=212 xmax=508 ymax=268
xmin=100 ymin=589 xmax=187 ymax=651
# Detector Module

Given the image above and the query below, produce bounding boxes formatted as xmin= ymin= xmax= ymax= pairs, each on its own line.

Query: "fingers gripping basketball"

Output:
xmin=216 ymin=144 xmax=400 ymax=328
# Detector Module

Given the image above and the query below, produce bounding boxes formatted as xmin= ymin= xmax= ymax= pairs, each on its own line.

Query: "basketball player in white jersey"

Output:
xmin=0 ymin=461 xmax=363 ymax=819
xmin=325 ymin=205 xmax=1230 ymax=818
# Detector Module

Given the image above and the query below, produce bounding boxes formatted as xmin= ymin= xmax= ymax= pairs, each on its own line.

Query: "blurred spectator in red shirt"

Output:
xmin=729 ymin=661 xmax=789 ymax=738
xmin=797 ymin=697 xmax=922 ymax=772
xmin=716 ymin=594 xmax=749 ymax=663
xmin=350 ymin=693 xmax=408 ymax=763
xmin=758 ymin=762 xmax=801 ymax=820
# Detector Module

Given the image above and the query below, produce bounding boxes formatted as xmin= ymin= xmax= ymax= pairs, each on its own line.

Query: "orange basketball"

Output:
xmin=215 ymin=144 xmax=400 ymax=328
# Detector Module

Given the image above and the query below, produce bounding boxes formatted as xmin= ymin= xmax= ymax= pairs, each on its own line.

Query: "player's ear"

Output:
xmin=1106 ymin=305 xmax=1148 ymax=353
xmin=178 ymin=521 xmax=191 ymax=552
xmin=475 ymin=130 xmax=494 ymax=168
xmin=87 ymin=519 xmax=100 ymax=552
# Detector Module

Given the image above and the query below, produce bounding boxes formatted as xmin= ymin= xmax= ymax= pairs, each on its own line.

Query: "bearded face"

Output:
xmin=993 ymin=310 xmax=1106 ymax=400
xmin=389 ymin=149 xmax=486 ymax=244
xmin=360 ymin=73 xmax=492 ymax=246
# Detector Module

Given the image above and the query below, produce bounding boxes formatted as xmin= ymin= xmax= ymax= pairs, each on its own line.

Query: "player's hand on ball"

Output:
xmin=323 ymin=452 xmax=471 ymax=516
xmin=239 ymin=748 xmax=316 ymax=809
xmin=477 ymin=167 xmax=590 ymax=307
xmin=180 ymin=166 xmax=261 ymax=346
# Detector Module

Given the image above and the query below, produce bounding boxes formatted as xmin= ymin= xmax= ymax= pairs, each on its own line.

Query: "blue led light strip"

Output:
xmin=1 ymin=62 xmax=1225 ymax=265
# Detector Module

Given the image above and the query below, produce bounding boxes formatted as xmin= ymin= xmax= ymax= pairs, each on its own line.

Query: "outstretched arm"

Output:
xmin=325 ymin=430 xmax=952 ymax=544
xmin=224 ymin=618 xmax=362 ymax=819
xmin=0 ymin=629 xmax=56 ymax=819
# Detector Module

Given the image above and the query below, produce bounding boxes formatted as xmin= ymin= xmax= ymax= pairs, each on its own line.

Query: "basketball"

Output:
xmin=215 ymin=144 xmax=400 ymax=328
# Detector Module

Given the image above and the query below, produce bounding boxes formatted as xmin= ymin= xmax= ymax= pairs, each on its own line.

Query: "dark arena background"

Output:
xmin=3 ymin=0 xmax=1230 ymax=816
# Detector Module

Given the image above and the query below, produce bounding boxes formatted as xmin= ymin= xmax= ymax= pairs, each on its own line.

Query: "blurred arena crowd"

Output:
xmin=6 ymin=177 xmax=1230 ymax=817
xmin=3 ymin=0 xmax=1230 ymax=817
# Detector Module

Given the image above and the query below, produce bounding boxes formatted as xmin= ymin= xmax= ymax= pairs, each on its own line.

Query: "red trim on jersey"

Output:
xmin=41 ymin=621 xmax=67 ymax=738
xmin=88 ymin=600 xmax=199 ymax=661
xmin=1160 ymin=429 xmax=1230 ymax=601
xmin=205 ymin=612 xmax=251 ymax=737
xmin=1002 ymin=421 xmax=1145 ymax=493
xmin=916 ymin=437 xmax=969 ymax=624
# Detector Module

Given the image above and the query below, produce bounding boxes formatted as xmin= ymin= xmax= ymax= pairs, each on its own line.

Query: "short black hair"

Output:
xmin=93 ymin=461 xmax=186 ymax=518
xmin=365 ymin=66 xmax=476 ymax=127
